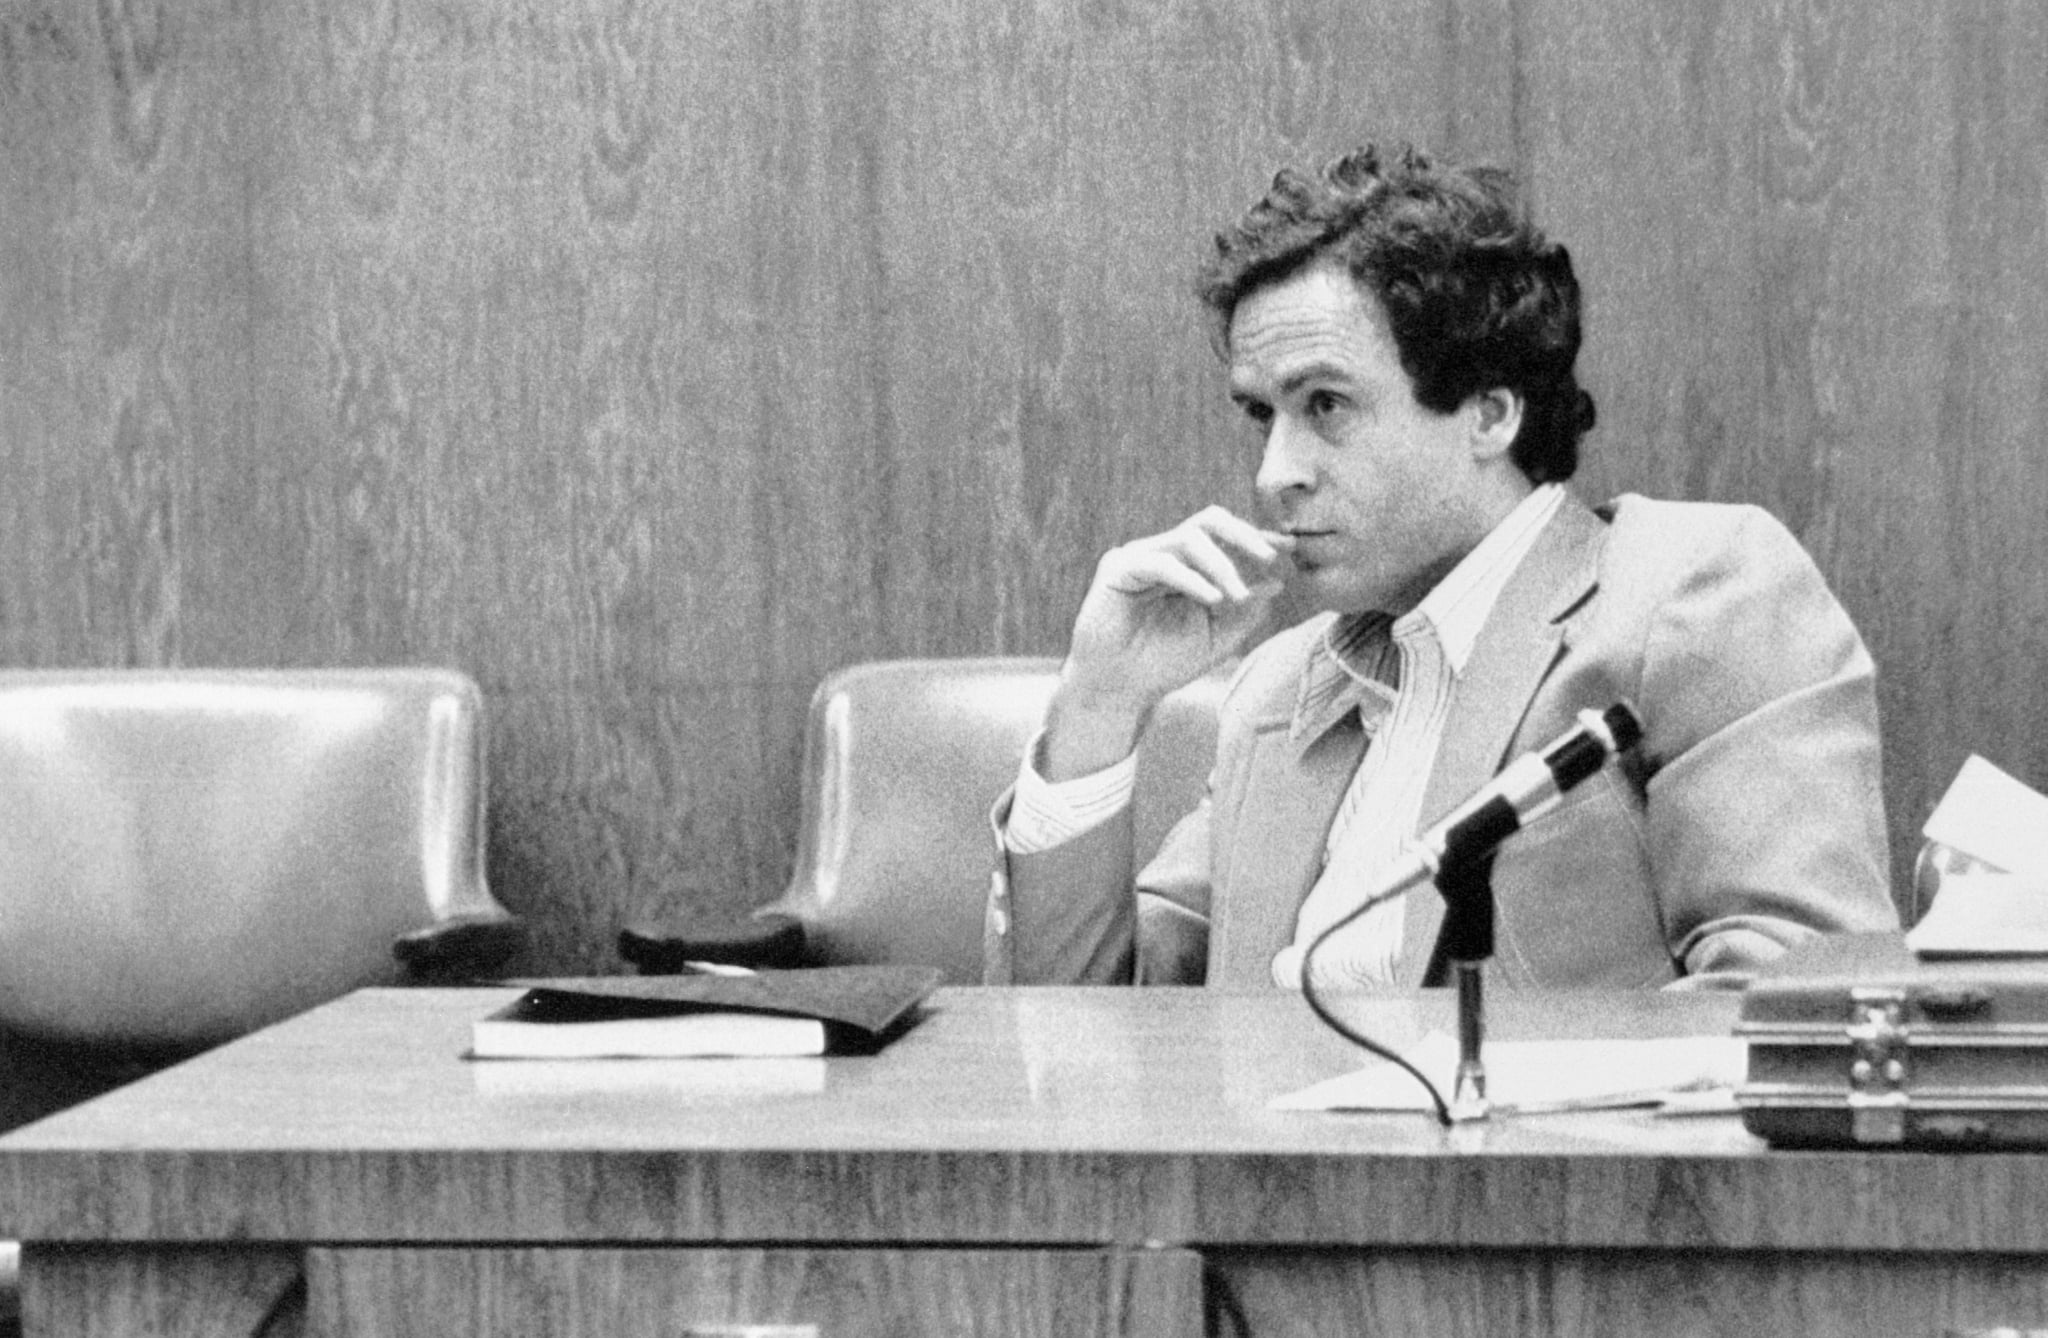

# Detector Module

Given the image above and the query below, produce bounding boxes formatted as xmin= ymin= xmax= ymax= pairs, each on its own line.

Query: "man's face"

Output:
xmin=1227 ymin=262 xmax=1502 ymax=616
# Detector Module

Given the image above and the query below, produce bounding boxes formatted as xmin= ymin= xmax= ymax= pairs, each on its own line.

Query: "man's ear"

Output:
xmin=1467 ymin=388 xmax=1524 ymax=461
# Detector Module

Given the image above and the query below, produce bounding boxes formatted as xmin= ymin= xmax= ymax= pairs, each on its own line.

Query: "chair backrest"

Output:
xmin=0 ymin=668 xmax=506 ymax=1051
xmin=766 ymin=657 xmax=1227 ymax=983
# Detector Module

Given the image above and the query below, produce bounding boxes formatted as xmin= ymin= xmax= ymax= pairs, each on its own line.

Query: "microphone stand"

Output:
xmin=1295 ymin=702 xmax=1643 ymax=1127
xmin=1434 ymin=846 xmax=1498 ymax=1123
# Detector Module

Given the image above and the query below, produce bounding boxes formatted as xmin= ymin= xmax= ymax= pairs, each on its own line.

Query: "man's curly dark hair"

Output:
xmin=1195 ymin=142 xmax=1596 ymax=484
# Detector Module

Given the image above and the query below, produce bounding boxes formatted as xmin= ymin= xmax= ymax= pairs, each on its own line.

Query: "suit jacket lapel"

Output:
xmin=1397 ymin=496 xmax=1608 ymax=986
xmin=1211 ymin=718 xmax=1366 ymax=986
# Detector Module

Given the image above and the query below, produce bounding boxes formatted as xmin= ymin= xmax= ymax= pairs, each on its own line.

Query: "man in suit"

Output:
xmin=984 ymin=142 xmax=1898 ymax=990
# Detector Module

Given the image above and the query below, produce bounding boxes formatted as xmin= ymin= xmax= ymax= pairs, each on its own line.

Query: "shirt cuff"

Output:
xmin=1001 ymin=729 xmax=1139 ymax=854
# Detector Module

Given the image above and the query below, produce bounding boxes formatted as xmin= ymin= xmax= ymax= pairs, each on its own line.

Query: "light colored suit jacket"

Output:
xmin=986 ymin=493 xmax=1898 ymax=989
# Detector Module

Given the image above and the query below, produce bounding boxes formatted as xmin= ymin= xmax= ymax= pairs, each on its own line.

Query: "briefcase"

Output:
xmin=1736 ymin=932 xmax=2048 ymax=1149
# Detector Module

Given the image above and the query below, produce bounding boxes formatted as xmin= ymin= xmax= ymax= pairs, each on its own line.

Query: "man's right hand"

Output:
xmin=1040 ymin=506 xmax=1294 ymax=780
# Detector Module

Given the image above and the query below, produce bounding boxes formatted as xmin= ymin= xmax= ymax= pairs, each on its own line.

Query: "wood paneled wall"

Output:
xmin=3 ymin=0 xmax=2043 ymax=970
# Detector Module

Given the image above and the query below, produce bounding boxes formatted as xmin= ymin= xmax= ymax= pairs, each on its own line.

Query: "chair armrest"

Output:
xmin=392 ymin=913 xmax=528 ymax=982
xmin=618 ymin=912 xmax=807 ymax=973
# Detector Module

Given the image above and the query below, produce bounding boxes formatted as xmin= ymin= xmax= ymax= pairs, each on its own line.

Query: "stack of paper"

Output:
xmin=1908 ymin=755 xmax=2048 ymax=957
xmin=1907 ymin=873 xmax=2048 ymax=957
xmin=1921 ymin=754 xmax=2048 ymax=876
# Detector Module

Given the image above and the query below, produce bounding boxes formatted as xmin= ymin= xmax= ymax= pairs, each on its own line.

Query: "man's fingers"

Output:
xmin=1187 ymin=506 xmax=1296 ymax=577
xmin=1189 ymin=504 xmax=1292 ymax=557
xmin=1145 ymin=508 xmax=1298 ymax=600
xmin=1095 ymin=506 xmax=1295 ymax=612
xmin=1174 ymin=525 xmax=1255 ymax=601
xmin=1102 ymin=549 xmax=1226 ymax=606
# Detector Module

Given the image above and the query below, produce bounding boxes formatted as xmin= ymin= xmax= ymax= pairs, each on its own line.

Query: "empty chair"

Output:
xmin=0 ymin=667 xmax=525 ymax=1335
xmin=0 ymin=668 xmax=521 ymax=1075
xmin=620 ymin=656 xmax=1226 ymax=983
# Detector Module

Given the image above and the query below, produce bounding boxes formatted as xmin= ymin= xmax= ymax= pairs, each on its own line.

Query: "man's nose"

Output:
xmin=1254 ymin=413 xmax=1317 ymax=500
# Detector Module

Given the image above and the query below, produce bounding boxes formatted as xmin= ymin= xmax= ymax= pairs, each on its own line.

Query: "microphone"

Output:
xmin=1370 ymin=701 xmax=1645 ymax=905
xmin=1297 ymin=701 xmax=1644 ymax=1127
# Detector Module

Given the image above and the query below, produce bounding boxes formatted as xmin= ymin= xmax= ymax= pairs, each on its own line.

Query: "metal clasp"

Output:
xmin=1847 ymin=987 xmax=1909 ymax=1145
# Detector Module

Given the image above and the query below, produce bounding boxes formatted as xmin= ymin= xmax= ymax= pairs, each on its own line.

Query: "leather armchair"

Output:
xmin=619 ymin=657 xmax=1225 ymax=983
xmin=0 ymin=668 xmax=522 ymax=1068
xmin=0 ymin=668 xmax=523 ymax=1333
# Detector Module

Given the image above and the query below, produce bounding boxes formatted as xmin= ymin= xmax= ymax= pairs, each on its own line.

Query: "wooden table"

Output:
xmin=2 ymin=985 xmax=2045 ymax=1337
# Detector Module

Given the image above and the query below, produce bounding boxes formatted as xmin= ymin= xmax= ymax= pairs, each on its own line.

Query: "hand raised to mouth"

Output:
xmin=1042 ymin=506 xmax=1294 ymax=782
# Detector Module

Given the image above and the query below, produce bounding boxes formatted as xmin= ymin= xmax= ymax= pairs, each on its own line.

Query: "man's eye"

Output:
xmin=1240 ymin=401 xmax=1274 ymax=427
xmin=1306 ymin=390 xmax=1342 ymax=417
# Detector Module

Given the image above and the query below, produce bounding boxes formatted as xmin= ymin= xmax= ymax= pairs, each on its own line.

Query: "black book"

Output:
xmin=470 ymin=964 xmax=942 ymax=1059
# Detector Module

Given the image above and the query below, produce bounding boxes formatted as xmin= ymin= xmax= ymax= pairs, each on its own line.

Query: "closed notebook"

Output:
xmin=469 ymin=964 xmax=942 ymax=1060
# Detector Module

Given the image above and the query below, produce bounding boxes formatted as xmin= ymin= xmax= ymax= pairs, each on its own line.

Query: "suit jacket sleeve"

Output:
xmin=985 ymin=781 xmax=1217 ymax=985
xmin=1632 ymin=506 xmax=1897 ymax=975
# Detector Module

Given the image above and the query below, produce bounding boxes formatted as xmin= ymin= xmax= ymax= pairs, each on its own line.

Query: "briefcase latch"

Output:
xmin=1847 ymin=987 xmax=1910 ymax=1145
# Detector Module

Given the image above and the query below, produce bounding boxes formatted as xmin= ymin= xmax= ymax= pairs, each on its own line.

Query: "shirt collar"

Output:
xmin=1288 ymin=483 xmax=1567 ymax=746
xmin=1291 ymin=611 xmax=1398 ymax=745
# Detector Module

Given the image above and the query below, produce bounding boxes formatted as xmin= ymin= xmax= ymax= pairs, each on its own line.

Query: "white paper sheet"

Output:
xmin=1906 ymin=871 xmax=2048 ymax=957
xmin=1923 ymin=754 xmax=2048 ymax=876
xmin=1271 ymin=1032 xmax=1747 ymax=1114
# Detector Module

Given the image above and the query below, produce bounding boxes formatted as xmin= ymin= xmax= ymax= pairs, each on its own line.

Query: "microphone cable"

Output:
xmin=1298 ymin=864 xmax=1454 ymax=1126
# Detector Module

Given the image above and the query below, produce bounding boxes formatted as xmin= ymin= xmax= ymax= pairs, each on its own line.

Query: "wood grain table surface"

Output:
xmin=0 ymin=984 xmax=2035 ymax=1254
